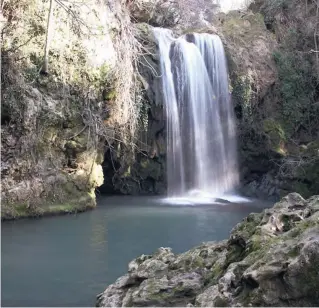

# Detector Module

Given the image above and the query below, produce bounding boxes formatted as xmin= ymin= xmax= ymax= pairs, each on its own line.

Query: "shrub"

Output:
xmin=273 ymin=49 xmax=318 ymax=137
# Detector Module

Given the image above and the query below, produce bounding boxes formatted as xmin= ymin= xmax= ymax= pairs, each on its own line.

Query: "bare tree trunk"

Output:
xmin=42 ymin=0 xmax=54 ymax=74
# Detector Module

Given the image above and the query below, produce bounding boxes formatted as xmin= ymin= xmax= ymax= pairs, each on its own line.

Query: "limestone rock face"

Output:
xmin=217 ymin=2 xmax=319 ymax=199
xmin=129 ymin=0 xmax=180 ymax=27
xmin=128 ymin=0 xmax=222 ymax=29
xmin=96 ymin=193 xmax=319 ymax=307
xmin=1 ymin=0 xmax=123 ymax=219
xmin=211 ymin=11 xmax=279 ymax=200
xmin=99 ymin=22 xmax=167 ymax=196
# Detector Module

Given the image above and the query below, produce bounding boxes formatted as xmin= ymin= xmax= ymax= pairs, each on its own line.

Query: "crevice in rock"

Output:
xmin=242 ymin=276 xmax=259 ymax=290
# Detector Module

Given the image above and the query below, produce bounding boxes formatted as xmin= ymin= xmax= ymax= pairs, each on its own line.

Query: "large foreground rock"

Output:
xmin=96 ymin=193 xmax=319 ymax=307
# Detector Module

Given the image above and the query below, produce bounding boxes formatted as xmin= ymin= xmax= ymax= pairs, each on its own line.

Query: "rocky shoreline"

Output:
xmin=96 ymin=193 xmax=319 ymax=307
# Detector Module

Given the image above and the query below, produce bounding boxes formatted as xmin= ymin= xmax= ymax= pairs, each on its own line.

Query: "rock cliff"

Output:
xmin=235 ymin=0 xmax=319 ymax=199
xmin=121 ymin=0 xmax=319 ymax=200
xmin=96 ymin=193 xmax=319 ymax=307
xmin=1 ymin=0 xmax=110 ymax=218
xmin=1 ymin=0 xmax=140 ymax=218
xmin=1 ymin=0 xmax=318 ymax=219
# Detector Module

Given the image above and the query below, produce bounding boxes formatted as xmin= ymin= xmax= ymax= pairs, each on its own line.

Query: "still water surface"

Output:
xmin=1 ymin=196 xmax=269 ymax=307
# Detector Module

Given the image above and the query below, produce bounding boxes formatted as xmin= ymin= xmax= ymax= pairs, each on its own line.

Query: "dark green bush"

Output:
xmin=273 ymin=49 xmax=318 ymax=136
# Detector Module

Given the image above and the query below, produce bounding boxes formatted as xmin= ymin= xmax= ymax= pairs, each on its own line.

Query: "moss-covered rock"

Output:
xmin=96 ymin=193 xmax=319 ymax=307
xmin=1 ymin=0 xmax=121 ymax=219
xmin=214 ymin=3 xmax=318 ymax=199
xmin=1 ymin=191 xmax=95 ymax=220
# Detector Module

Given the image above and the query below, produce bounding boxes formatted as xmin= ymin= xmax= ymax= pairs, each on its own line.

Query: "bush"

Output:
xmin=273 ymin=49 xmax=318 ymax=137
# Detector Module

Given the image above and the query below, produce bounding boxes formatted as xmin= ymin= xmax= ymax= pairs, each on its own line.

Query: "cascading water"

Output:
xmin=154 ymin=28 xmax=240 ymax=203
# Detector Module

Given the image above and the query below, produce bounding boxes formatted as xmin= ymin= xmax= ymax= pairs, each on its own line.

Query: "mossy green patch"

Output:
xmin=175 ymin=253 xmax=205 ymax=271
xmin=105 ymin=88 xmax=116 ymax=100
xmin=273 ymin=49 xmax=317 ymax=139
xmin=287 ymin=246 xmax=299 ymax=258
xmin=293 ymin=158 xmax=319 ymax=198
xmin=239 ymin=288 xmax=263 ymax=307
xmin=225 ymin=244 xmax=246 ymax=268
xmin=232 ymin=75 xmax=253 ymax=122
xmin=233 ymin=212 xmax=263 ymax=239
xmin=247 ymin=234 xmax=263 ymax=252
xmin=46 ymin=204 xmax=78 ymax=213
xmin=214 ymin=296 xmax=229 ymax=307
xmin=138 ymin=157 xmax=161 ymax=181
xmin=10 ymin=203 xmax=31 ymax=217
xmin=263 ymin=118 xmax=287 ymax=155
xmin=123 ymin=166 xmax=131 ymax=177
xmin=1 ymin=192 xmax=96 ymax=221
xmin=205 ymin=263 xmax=225 ymax=285
xmin=294 ymin=218 xmax=319 ymax=233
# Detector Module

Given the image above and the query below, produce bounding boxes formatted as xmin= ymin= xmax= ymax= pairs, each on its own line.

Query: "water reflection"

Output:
xmin=1 ymin=196 xmax=270 ymax=307
xmin=89 ymin=214 xmax=108 ymax=249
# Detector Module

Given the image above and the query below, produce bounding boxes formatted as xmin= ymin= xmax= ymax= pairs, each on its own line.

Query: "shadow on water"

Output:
xmin=1 ymin=195 xmax=271 ymax=307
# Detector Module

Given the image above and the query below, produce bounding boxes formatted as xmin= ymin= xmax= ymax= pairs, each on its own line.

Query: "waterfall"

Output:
xmin=154 ymin=28 xmax=239 ymax=202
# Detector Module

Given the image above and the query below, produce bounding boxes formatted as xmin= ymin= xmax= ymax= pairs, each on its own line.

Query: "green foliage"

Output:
xmin=206 ymin=263 xmax=224 ymax=284
xmin=104 ymin=88 xmax=116 ymax=100
xmin=263 ymin=119 xmax=286 ymax=140
xmin=13 ymin=204 xmax=30 ymax=217
xmin=273 ymin=49 xmax=317 ymax=136
xmin=294 ymin=156 xmax=319 ymax=197
xmin=1 ymin=193 xmax=96 ymax=220
xmin=135 ymin=87 xmax=150 ymax=131
xmin=2 ymin=0 xmax=114 ymax=97
xmin=232 ymin=75 xmax=254 ymax=122
xmin=140 ymin=100 xmax=150 ymax=131
xmin=263 ymin=118 xmax=287 ymax=154
xmin=86 ymin=63 xmax=112 ymax=90
xmin=287 ymin=246 xmax=299 ymax=258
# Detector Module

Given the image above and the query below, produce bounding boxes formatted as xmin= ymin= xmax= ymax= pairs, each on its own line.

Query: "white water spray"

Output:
xmin=154 ymin=28 xmax=240 ymax=203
